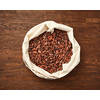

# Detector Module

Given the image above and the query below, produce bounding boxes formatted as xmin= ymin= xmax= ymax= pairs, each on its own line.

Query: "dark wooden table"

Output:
xmin=0 ymin=10 xmax=100 ymax=90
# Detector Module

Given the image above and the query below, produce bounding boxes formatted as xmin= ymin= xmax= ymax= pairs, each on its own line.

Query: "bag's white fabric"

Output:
xmin=22 ymin=21 xmax=81 ymax=79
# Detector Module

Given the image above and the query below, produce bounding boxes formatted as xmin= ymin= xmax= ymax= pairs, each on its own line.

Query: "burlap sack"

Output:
xmin=22 ymin=21 xmax=80 ymax=79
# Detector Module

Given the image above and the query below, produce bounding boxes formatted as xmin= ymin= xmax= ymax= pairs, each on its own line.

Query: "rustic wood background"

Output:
xmin=0 ymin=10 xmax=100 ymax=90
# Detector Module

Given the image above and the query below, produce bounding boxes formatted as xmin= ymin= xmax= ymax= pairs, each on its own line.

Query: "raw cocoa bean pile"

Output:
xmin=28 ymin=28 xmax=73 ymax=74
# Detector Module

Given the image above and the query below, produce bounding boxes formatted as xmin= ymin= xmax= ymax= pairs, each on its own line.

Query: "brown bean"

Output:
xmin=28 ymin=28 xmax=73 ymax=74
xmin=33 ymin=51 xmax=37 ymax=53
xmin=38 ymin=50 xmax=41 ymax=53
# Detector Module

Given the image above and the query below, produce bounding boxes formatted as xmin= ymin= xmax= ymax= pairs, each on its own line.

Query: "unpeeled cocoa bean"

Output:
xmin=28 ymin=28 xmax=73 ymax=74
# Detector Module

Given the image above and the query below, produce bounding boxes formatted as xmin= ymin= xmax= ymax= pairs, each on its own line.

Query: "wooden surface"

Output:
xmin=0 ymin=10 xmax=100 ymax=90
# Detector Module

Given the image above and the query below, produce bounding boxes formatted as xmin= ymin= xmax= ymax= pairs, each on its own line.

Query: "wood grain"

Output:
xmin=0 ymin=10 xmax=100 ymax=90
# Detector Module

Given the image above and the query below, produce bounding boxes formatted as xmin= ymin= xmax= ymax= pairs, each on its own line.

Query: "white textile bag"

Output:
xmin=22 ymin=21 xmax=81 ymax=79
